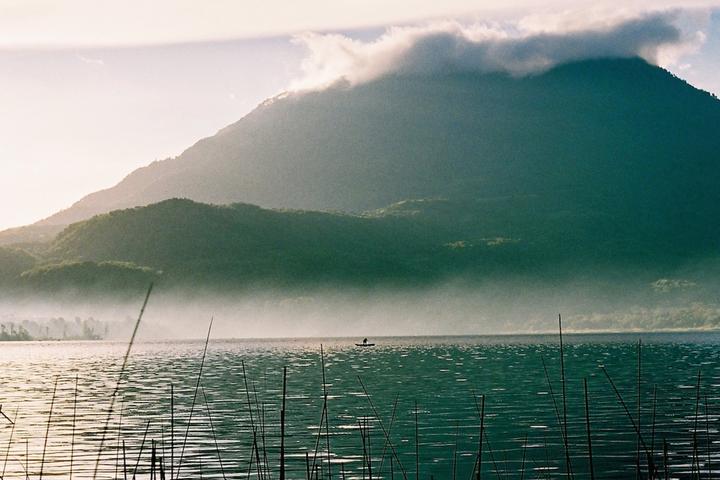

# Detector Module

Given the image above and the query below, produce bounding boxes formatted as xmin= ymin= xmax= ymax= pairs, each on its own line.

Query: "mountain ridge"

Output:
xmin=27 ymin=57 xmax=720 ymax=230
xmin=1 ymin=193 xmax=715 ymax=293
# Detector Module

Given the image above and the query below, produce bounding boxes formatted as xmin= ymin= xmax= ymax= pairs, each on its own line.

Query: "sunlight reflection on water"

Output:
xmin=0 ymin=332 xmax=718 ymax=478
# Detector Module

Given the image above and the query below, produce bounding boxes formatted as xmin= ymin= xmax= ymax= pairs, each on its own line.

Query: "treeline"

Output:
xmin=0 ymin=316 xmax=107 ymax=341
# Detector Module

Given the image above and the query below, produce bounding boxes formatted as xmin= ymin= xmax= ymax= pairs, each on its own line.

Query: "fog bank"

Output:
xmin=2 ymin=275 xmax=719 ymax=340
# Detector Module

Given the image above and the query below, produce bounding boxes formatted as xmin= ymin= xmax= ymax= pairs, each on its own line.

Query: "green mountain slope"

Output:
xmin=42 ymin=199 xmax=456 ymax=287
xmin=5 ymin=194 xmax=712 ymax=294
xmin=0 ymin=247 xmax=37 ymax=286
xmin=35 ymin=58 xmax=720 ymax=234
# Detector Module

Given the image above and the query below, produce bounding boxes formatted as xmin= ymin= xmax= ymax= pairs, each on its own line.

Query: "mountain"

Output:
xmin=33 ymin=58 xmax=720 ymax=234
xmin=3 ymin=57 xmax=719 ymax=296
xmin=31 ymin=198 xmax=523 ymax=289
xmin=5 ymin=193 xmax=716 ymax=296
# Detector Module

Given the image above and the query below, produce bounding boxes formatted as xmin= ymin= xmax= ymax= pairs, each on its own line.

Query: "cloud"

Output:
xmin=289 ymin=9 xmax=707 ymax=90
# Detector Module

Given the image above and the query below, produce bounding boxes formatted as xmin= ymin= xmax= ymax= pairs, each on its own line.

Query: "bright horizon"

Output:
xmin=1 ymin=1 xmax=720 ymax=230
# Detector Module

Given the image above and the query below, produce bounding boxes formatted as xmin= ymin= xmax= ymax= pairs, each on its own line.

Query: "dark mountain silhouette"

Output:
xmin=30 ymin=58 xmax=720 ymax=235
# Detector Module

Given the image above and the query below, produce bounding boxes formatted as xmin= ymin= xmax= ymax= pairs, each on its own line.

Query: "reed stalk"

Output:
xmin=359 ymin=420 xmax=367 ymax=480
xmin=470 ymin=394 xmax=486 ymax=480
xmin=93 ymin=282 xmax=153 ymax=479
xmin=132 ymin=420 xmax=151 ymax=480
xmin=241 ymin=360 xmax=256 ymax=431
xmin=306 ymin=451 xmax=311 ymax=480
xmin=584 ymin=378 xmax=594 ymax=480
xmin=70 ymin=374 xmax=78 ymax=480
xmin=247 ymin=436 xmax=257 ymax=479
xmin=309 ymin=401 xmax=327 ymax=476
xmin=519 ymin=433 xmax=528 ymax=480
xmin=705 ymin=394 xmax=712 ymax=480
xmin=557 ymin=314 xmax=573 ymax=480
xmin=1 ymin=407 xmax=17 ymax=479
xmin=321 ymin=345 xmax=332 ymax=480
xmin=650 ymin=385 xmax=657 ymax=463
xmin=415 ymin=400 xmax=419 ymax=480
xmin=150 ymin=440 xmax=156 ymax=480
xmin=543 ymin=432 xmax=551 ymax=480
xmin=160 ymin=426 xmax=166 ymax=471
xmin=201 ymin=386 xmax=227 ymax=480
xmin=122 ymin=439 xmax=128 ymax=480
xmin=261 ymin=401 xmax=271 ymax=480
xmin=367 ymin=417 xmax=373 ymax=480
xmin=241 ymin=359 xmax=260 ymax=478
xmin=637 ymin=339 xmax=642 ymax=480
xmin=39 ymin=375 xmax=58 ymax=480
xmin=693 ymin=369 xmax=702 ymax=479
xmin=451 ymin=422 xmax=459 ymax=480
xmin=254 ymin=429 xmax=263 ymax=480
xmin=116 ymin=401 xmax=125 ymax=480
xmin=483 ymin=434 xmax=503 ymax=480
xmin=170 ymin=384 xmax=174 ymax=480
xmin=175 ymin=317 xmax=213 ymax=479
xmin=601 ymin=366 xmax=655 ymax=474
xmin=280 ymin=366 xmax=287 ymax=480
xmin=378 ymin=393 xmax=400 ymax=475
xmin=356 ymin=376 xmax=408 ymax=479
xmin=310 ymin=346 xmax=332 ymax=479
xmin=540 ymin=356 xmax=570 ymax=470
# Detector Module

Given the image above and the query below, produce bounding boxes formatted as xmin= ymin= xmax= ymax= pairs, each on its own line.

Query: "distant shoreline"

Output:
xmin=2 ymin=328 xmax=717 ymax=344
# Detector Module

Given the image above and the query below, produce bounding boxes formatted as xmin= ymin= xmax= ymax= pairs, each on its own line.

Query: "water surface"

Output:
xmin=0 ymin=332 xmax=718 ymax=478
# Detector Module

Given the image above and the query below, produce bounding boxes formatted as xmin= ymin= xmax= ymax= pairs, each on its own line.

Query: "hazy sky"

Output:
xmin=1 ymin=1 xmax=719 ymax=230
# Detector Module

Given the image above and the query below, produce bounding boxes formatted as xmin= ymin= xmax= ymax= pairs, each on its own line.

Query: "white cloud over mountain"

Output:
xmin=290 ymin=10 xmax=708 ymax=90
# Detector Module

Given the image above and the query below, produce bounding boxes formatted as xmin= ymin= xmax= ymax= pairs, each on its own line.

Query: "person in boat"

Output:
xmin=362 ymin=338 xmax=368 ymax=345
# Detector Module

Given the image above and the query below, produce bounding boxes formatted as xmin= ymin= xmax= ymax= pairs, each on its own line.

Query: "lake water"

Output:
xmin=0 ymin=332 xmax=718 ymax=479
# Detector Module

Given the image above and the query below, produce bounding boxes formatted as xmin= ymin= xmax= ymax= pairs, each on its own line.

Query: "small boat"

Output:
xmin=355 ymin=338 xmax=375 ymax=347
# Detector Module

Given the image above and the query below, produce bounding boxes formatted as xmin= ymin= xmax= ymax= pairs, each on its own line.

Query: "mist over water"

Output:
xmin=1 ymin=274 xmax=719 ymax=340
